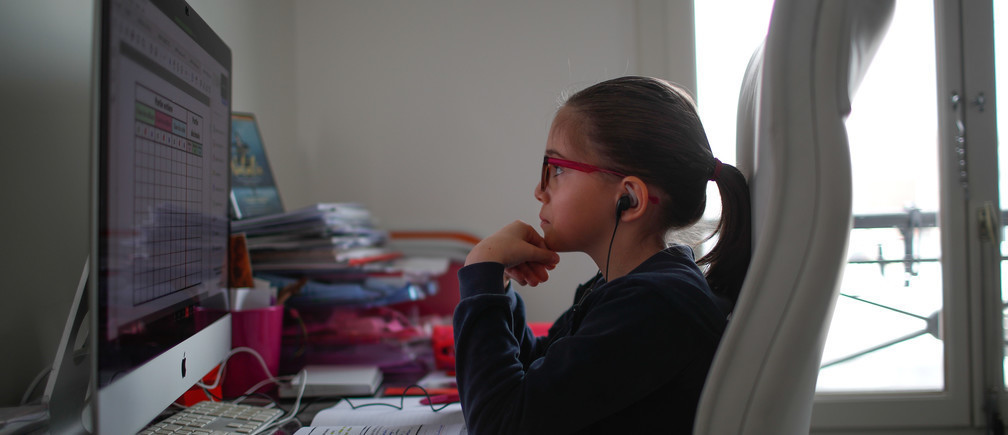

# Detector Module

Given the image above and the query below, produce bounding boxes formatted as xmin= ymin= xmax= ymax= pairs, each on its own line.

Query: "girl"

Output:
xmin=452 ymin=76 xmax=752 ymax=434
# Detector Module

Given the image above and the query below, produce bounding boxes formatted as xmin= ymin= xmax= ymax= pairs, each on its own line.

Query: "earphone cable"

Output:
xmin=605 ymin=214 xmax=621 ymax=281
xmin=574 ymin=205 xmax=623 ymax=314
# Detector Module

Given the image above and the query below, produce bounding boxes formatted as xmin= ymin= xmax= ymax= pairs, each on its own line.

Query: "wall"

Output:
xmin=291 ymin=0 xmax=696 ymax=322
xmin=0 ymin=0 xmax=94 ymax=407
xmin=186 ymin=0 xmax=301 ymax=206
xmin=0 ymin=0 xmax=694 ymax=406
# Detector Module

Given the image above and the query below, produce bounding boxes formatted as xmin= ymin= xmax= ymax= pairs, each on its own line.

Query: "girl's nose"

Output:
xmin=534 ymin=181 xmax=546 ymax=203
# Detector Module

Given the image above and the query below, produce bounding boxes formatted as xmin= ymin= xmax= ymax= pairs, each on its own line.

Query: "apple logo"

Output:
xmin=181 ymin=352 xmax=187 ymax=378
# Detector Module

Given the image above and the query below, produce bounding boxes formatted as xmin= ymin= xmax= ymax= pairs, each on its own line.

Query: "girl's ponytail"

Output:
xmin=697 ymin=161 xmax=751 ymax=310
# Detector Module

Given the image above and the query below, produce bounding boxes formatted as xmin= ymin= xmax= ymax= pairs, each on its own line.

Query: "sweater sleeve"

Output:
xmin=453 ymin=262 xmax=547 ymax=363
xmin=452 ymin=262 xmax=547 ymax=432
xmin=453 ymin=265 xmax=710 ymax=434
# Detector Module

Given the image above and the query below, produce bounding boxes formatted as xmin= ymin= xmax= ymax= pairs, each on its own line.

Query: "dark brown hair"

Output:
xmin=563 ymin=76 xmax=752 ymax=310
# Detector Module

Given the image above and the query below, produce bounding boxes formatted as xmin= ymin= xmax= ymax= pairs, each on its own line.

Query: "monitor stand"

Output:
xmin=44 ymin=258 xmax=93 ymax=433
xmin=0 ymin=259 xmax=93 ymax=434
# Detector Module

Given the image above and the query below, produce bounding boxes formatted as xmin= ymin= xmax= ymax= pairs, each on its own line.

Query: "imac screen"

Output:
xmin=94 ymin=0 xmax=231 ymax=431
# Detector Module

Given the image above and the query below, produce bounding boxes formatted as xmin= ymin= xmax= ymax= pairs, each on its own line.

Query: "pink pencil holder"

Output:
xmin=224 ymin=306 xmax=283 ymax=398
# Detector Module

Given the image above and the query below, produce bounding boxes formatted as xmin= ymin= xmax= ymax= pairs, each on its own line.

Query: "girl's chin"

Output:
xmin=542 ymin=234 xmax=566 ymax=253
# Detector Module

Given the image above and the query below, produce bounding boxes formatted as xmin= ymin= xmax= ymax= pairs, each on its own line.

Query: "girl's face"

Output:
xmin=535 ymin=109 xmax=623 ymax=255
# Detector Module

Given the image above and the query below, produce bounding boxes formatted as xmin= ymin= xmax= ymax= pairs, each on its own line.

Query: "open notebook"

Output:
xmin=294 ymin=396 xmax=466 ymax=435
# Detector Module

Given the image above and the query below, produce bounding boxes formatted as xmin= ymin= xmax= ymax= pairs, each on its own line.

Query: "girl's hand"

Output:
xmin=465 ymin=221 xmax=560 ymax=287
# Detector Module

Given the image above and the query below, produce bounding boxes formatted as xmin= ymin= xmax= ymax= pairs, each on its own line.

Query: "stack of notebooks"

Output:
xmin=234 ymin=203 xmax=446 ymax=308
xmin=234 ymin=202 xmax=399 ymax=275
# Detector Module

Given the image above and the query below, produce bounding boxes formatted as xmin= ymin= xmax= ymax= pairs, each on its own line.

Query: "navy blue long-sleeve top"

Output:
xmin=452 ymin=245 xmax=728 ymax=434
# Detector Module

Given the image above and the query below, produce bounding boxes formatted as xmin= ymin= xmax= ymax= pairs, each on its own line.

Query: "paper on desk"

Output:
xmin=294 ymin=425 xmax=462 ymax=435
xmin=297 ymin=396 xmax=466 ymax=435
xmin=416 ymin=371 xmax=457 ymax=389
xmin=231 ymin=277 xmax=276 ymax=311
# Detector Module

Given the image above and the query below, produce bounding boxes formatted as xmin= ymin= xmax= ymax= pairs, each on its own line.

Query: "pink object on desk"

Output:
xmin=420 ymin=393 xmax=461 ymax=405
xmin=224 ymin=305 xmax=283 ymax=398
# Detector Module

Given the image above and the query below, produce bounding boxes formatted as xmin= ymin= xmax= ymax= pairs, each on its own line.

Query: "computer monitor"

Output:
xmin=92 ymin=0 xmax=232 ymax=432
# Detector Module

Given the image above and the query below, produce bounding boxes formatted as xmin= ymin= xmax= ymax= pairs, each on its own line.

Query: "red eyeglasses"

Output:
xmin=540 ymin=156 xmax=659 ymax=204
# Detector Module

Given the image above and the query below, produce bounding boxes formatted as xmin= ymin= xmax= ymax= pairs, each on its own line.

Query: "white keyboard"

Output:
xmin=139 ymin=400 xmax=284 ymax=435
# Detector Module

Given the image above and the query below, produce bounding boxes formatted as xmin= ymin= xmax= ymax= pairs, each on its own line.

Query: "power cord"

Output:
xmin=250 ymin=369 xmax=308 ymax=435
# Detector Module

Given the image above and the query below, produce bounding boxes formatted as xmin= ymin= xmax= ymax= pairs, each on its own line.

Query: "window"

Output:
xmin=698 ymin=0 xmax=942 ymax=392
xmin=695 ymin=0 xmax=1003 ymax=430
xmin=817 ymin=2 xmax=942 ymax=393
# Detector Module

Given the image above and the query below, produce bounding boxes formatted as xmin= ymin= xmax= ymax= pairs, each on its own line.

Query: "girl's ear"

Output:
xmin=618 ymin=177 xmax=650 ymax=221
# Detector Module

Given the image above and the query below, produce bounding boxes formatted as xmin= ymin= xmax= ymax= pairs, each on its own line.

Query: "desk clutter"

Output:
xmin=224 ymin=201 xmax=471 ymax=400
xmin=216 ymin=114 xmax=467 ymax=430
xmin=234 ymin=202 xmax=447 ymax=308
xmin=163 ymin=201 xmax=483 ymax=432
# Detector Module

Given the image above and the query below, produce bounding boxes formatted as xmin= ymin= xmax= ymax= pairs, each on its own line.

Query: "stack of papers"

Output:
xmin=233 ymin=203 xmax=382 ymax=238
xmin=234 ymin=203 xmax=398 ymax=273
xmin=235 ymin=203 xmax=451 ymax=308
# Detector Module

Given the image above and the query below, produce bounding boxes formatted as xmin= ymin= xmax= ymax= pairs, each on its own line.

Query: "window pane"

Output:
xmin=816 ymin=1 xmax=941 ymax=392
xmin=818 ymin=228 xmax=943 ymax=392
xmin=694 ymin=0 xmax=772 ymax=166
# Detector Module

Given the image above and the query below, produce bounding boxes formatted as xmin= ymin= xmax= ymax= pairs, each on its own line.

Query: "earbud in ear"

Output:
xmin=616 ymin=187 xmax=639 ymax=217
xmin=625 ymin=187 xmax=638 ymax=207
xmin=616 ymin=195 xmax=632 ymax=216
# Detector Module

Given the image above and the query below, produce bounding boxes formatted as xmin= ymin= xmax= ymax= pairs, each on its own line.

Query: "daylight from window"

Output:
xmin=695 ymin=0 xmax=943 ymax=392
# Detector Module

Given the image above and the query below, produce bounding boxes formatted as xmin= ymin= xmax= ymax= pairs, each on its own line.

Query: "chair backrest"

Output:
xmin=693 ymin=1 xmax=894 ymax=433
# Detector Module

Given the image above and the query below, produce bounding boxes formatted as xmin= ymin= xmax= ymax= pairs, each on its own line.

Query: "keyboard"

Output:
xmin=139 ymin=400 xmax=285 ymax=435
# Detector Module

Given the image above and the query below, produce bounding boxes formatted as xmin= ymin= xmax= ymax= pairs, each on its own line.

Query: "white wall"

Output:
xmin=0 ymin=0 xmax=94 ymax=407
xmin=0 ymin=0 xmax=695 ymax=406
xmin=290 ymin=0 xmax=696 ymax=322
xmin=292 ymin=0 xmax=633 ymax=322
xmin=186 ymin=0 xmax=302 ymax=205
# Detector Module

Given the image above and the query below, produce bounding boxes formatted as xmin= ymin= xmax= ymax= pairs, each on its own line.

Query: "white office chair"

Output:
xmin=693 ymin=0 xmax=895 ymax=433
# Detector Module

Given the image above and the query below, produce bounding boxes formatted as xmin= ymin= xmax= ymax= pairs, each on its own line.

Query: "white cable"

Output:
xmin=195 ymin=346 xmax=277 ymax=393
xmin=234 ymin=374 xmax=296 ymax=404
xmin=250 ymin=369 xmax=309 ymax=435
xmin=194 ymin=356 xmax=229 ymax=391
